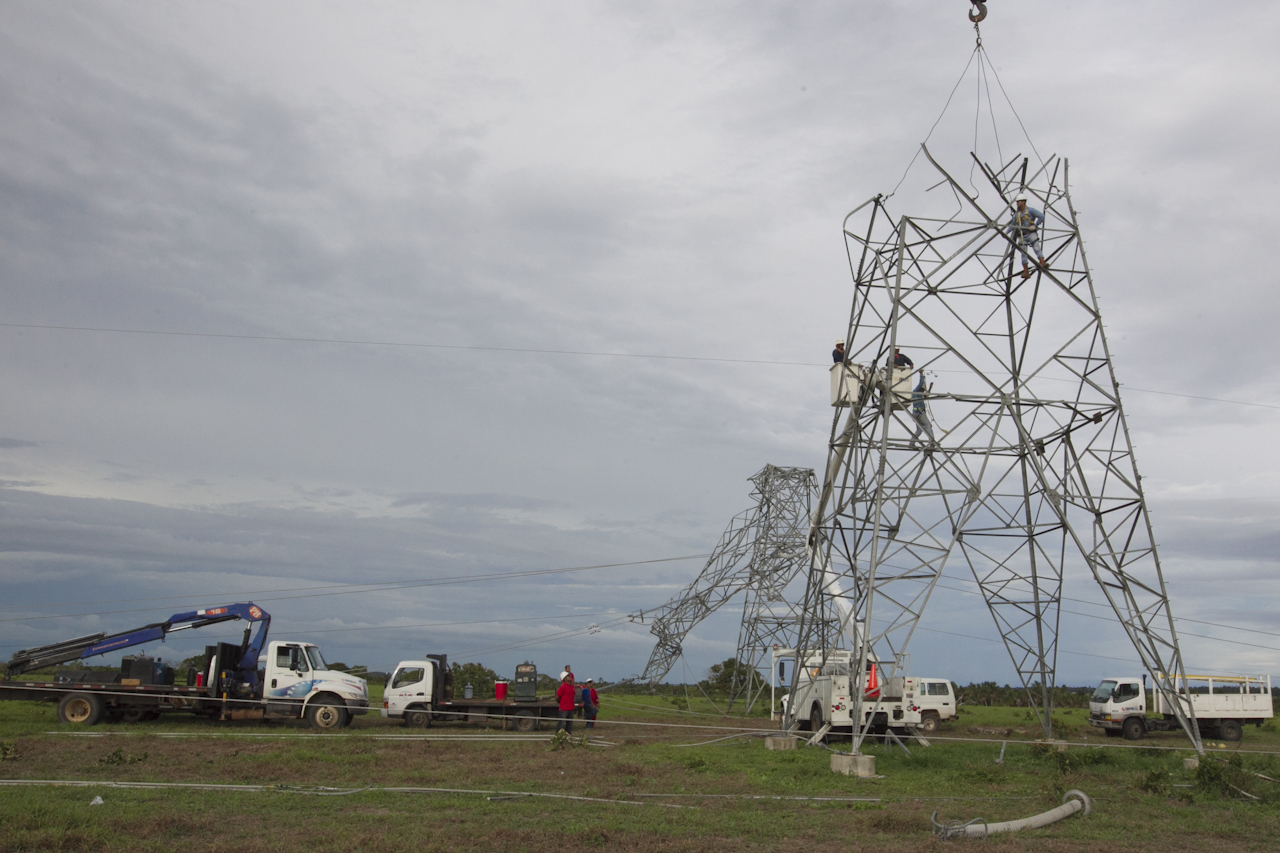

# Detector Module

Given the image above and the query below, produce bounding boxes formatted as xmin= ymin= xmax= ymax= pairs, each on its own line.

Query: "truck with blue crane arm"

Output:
xmin=1 ymin=603 xmax=368 ymax=730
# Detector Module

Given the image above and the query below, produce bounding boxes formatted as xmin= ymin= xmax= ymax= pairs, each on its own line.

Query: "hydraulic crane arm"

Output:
xmin=5 ymin=603 xmax=270 ymax=679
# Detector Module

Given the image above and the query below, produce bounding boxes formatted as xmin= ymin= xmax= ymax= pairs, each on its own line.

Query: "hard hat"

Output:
xmin=835 ymin=340 xmax=844 ymax=346
xmin=559 ymin=671 xmax=570 ymax=681
xmin=1014 ymin=194 xmax=1028 ymax=203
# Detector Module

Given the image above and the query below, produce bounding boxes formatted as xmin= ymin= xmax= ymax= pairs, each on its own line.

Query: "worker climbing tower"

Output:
xmin=787 ymin=144 xmax=1202 ymax=753
xmin=639 ymin=465 xmax=841 ymax=712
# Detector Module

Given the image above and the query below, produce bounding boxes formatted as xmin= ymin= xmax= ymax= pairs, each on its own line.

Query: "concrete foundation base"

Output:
xmin=1184 ymin=757 xmax=1200 ymax=770
xmin=831 ymin=753 xmax=876 ymax=777
xmin=765 ymin=736 xmax=799 ymax=751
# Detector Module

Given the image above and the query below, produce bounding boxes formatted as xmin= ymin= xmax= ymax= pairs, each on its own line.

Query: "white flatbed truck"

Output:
xmin=1088 ymin=673 xmax=1274 ymax=742
xmin=382 ymin=656 xmax=565 ymax=731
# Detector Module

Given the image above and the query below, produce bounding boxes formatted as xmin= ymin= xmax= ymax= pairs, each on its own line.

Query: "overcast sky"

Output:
xmin=1 ymin=1 xmax=1277 ymax=690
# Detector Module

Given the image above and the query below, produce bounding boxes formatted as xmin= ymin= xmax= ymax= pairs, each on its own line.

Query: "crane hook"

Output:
xmin=968 ymin=1 xmax=987 ymax=23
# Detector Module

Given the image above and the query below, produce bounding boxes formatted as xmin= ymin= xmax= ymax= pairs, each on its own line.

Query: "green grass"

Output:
xmin=1 ymin=696 xmax=1278 ymax=851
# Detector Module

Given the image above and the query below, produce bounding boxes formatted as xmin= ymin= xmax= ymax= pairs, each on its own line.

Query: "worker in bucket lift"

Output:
xmin=555 ymin=671 xmax=577 ymax=733
xmin=833 ymin=341 xmax=846 ymax=364
xmin=1006 ymin=194 xmax=1046 ymax=279
xmin=892 ymin=348 xmax=913 ymax=369
xmin=911 ymin=370 xmax=936 ymax=447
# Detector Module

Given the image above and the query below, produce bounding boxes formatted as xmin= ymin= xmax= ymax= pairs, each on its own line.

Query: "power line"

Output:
xmin=2 ymin=322 xmax=1276 ymax=410
xmin=0 ymin=554 xmax=709 ymax=624
xmin=447 ymin=615 xmax=634 ymax=659
xmin=273 ymin=610 xmax=623 ymax=637
xmin=0 ymin=322 xmax=814 ymax=368
xmin=893 ymin=568 xmax=1280 ymax=654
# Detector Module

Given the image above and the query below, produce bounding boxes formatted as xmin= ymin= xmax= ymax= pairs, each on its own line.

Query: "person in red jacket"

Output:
xmin=555 ymin=671 xmax=577 ymax=733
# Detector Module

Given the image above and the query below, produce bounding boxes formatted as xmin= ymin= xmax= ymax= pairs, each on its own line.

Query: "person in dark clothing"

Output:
xmin=581 ymin=678 xmax=598 ymax=729
xmin=832 ymin=341 xmax=846 ymax=364
xmin=555 ymin=672 xmax=577 ymax=733
xmin=893 ymin=348 xmax=913 ymax=368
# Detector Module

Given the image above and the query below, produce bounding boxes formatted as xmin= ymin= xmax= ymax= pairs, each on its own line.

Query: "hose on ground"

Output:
xmin=932 ymin=789 xmax=1091 ymax=838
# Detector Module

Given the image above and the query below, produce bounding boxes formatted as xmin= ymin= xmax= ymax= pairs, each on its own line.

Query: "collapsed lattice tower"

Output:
xmin=639 ymin=464 xmax=840 ymax=711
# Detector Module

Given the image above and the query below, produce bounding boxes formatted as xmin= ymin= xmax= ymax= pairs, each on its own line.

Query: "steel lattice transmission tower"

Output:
xmin=787 ymin=146 xmax=1201 ymax=754
xmin=640 ymin=465 xmax=841 ymax=712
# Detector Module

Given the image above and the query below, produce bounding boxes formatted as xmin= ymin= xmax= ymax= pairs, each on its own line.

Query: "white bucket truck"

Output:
xmin=774 ymin=648 xmax=954 ymax=736
xmin=1088 ymin=673 xmax=1274 ymax=742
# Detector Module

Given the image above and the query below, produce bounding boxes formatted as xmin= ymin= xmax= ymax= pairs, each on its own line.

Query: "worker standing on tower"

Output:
xmin=910 ymin=370 xmax=935 ymax=446
xmin=833 ymin=341 xmax=846 ymax=364
xmin=1007 ymin=195 xmax=1046 ymax=279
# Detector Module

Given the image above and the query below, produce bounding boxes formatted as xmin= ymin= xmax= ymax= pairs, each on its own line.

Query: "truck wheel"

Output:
xmin=404 ymin=710 xmax=430 ymax=728
xmin=1218 ymin=719 xmax=1243 ymax=742
xmin=513 ymin=710 xmax=538 ymax=732
xmin=306 ymin=698 xmax=348 ymax=731
xmin=918 ymin=713 xmax=939 ymax=735
xmin=1121 ymin=716 xmax=1146 ymax=741
xmin=57 ymin=693 xmax=103 ymax=726
xmin=118 ymin=709 xmax=148 ymax=724
xmin=809 ymin=705 xmax=825 ymax=740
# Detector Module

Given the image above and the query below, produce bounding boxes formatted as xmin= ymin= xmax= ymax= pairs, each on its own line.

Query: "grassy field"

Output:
xmin=1 ymin=691 xmax=1278 ymax=851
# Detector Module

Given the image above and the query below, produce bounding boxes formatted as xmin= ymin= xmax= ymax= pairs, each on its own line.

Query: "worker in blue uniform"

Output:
xmin=1007 ymin=194 xmax=1046 ymax=279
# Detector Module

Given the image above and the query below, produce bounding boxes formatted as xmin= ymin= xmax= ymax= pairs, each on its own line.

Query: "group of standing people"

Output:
xmin=554 ymin=666 xmax=599 ymax=733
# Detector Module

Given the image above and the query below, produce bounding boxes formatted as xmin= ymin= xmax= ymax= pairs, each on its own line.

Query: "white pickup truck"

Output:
xmin=1088 ymin=674 xmax=1274 ymax=742
xmin=778 ymin=649 xmax=954 ymax=736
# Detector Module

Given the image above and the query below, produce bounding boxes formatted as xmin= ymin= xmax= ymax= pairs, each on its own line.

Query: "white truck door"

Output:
xmin=385 ymin=664 xmax=429 ymax=716
xmin=928 ymin=681 xmax=955 ymax=718
xmin=266 ymin=643 xmax=316 ymax=699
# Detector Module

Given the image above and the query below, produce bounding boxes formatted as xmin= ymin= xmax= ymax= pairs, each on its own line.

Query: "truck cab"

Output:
xmin=909 ymin=678 xmax=957 ymax=733
xmin=382 ymin=658 xmax=441 ymax=727
xmin=1089 ymin=677 xmax=1148 ymax=740
xmin=261 ymin=641 xmax=369 ymax=728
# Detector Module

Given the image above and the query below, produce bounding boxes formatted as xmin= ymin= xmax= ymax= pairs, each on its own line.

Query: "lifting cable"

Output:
xmin=889 ymin=2 xmax=1046 ymax=200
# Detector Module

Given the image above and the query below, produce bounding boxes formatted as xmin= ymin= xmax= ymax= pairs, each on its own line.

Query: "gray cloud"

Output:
xmin=0 ymin=1 xmax=1276 ymax=685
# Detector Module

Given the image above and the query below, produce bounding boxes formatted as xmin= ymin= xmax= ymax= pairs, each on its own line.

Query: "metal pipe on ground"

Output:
xmin=932 ymin=790 xmax=1091 ymax=839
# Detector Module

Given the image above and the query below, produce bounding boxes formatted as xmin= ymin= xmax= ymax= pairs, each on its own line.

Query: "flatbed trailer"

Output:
xmin=0 ymin=672 xmax=365 ymax=727
xmin=2 ymin=603 xmax=368 ymax=729
xmin=428 ymin=697 xmax=564 ymax=731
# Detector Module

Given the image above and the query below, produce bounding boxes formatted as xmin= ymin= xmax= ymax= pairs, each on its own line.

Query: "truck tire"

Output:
xmin=809 ymin=705 xmax=824 ymax=740
xmin=306 ymin=697 xmax=348 ymax=731
xmin=57 ymin=693 xmax=103 ymax=726
xmin=1218 ymin=719 xmax=1243 ymax=742
xmin=1121 ymin=716 xmax=1146 ymax=741
xmin=118 ymin=709 xmax=148 ymax=724
xmin=918 ymin=712 xmax=939 ymax=735
xmin=403 ymin=709 xmax=431 ymax=728
xmin=513 ymin=710 xmax=538 ymax=732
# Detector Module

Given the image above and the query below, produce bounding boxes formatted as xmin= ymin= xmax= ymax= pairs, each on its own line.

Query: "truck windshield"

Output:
xmin=1091 ymin=680 xmax=1117 ymax=702
xmin=305 ymin=647 xmax=329 ymax=671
